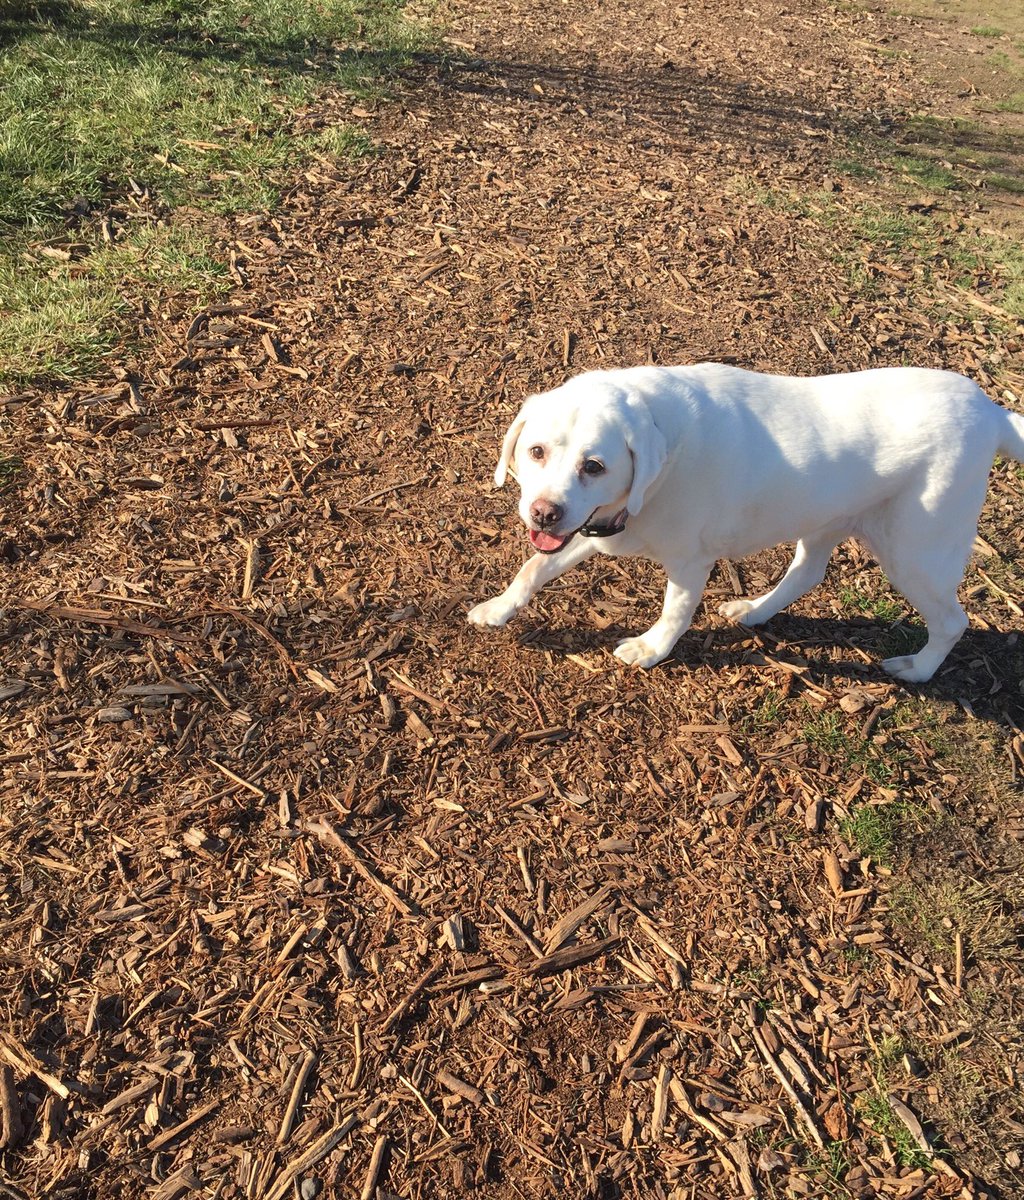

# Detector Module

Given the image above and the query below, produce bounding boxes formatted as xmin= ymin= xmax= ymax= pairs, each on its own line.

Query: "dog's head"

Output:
xmin=492 ymin=376 xmax=667 ymax=553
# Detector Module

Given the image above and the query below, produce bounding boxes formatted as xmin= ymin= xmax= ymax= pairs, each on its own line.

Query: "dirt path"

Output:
xmin=2 ymin=1 xmax=1023 ymax=1198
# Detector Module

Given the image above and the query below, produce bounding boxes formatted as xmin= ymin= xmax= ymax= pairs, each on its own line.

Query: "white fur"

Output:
xmin=468 ymin=363 xmax=1024 ymax=681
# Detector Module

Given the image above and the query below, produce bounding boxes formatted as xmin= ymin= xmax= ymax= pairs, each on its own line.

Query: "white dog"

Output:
xmin=467 ymin=363 xmax=1024 ymax=682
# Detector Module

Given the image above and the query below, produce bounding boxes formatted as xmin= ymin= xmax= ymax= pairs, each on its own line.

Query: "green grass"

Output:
xmin=877 ymin=622 xmax=927 ymax=661
xmin=843 ymin=943 xmax=877 ymax=968
xmin=805 ymin=1139 xmax=853 ymax=1193
xmin=933 ymin=1047 xmax=990 ymax=1143
xmin=971 ymin=25 xmax=1004 ymax=37
xmin=889 ymin=875 xmax=1022 ymax=961
xmin=752 ymin=687 xmax=786 ymax=730
xmin=841 ymin=802 xmax=911 ymax=864
xmin=809 ymin=90 xmax=1024 ymax=327
xmin=0 ymin=455 xmax=23 ymax=489
xmin=860 ymin=1094 xmax=932 ymax=1169
xmin=873 ymin=1033 xmax=907 ymax=1077
xmin=996 ymin=92 xmax=1024 ymax=113
xmin=834 ymin=121 xmax=1024 ymax=323
xmin=850 ymin=205 xmax=922 ymax=249
xmin=0 ymin=0 xmax=422 ymax=383
xmin=986 ymin=172 xmax=1024 ymax=194
xmin=1 ymin=222 xmax=233 ymax=381
xmin=831 ymin=157 xmax=879 ymax=179
xmin=0 ymin=0 xmax=416 ymax=228
xmin=988 ymin=49 xmax=1023 ymax=77
xmin=313 ymin=126 xmax=379 ymax=160
xmin=857 ymin=1034 xmax=934 ymax=1167
xmin=803 ymin=706 xmax=909 ymax=788
xmin=902 ymin=113 xmax=981 ymax=145
xmin=804 ymin=710 xmax=854 ymax=758
xmin=833 ymin=178 xmax=1024 ymax=322
xmin=839 ymin=585 xmax=905 ymax=626
xmin=899 ymin=154 xmax=961 ymax=191
xmin=986 ymin=235 xmax=1024 ymax=314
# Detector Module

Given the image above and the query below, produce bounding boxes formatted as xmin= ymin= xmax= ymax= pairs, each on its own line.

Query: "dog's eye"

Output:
xmin=528 ymin=445 xmax=545 ymax=461
xmin=582 ymin=459 xmax=605 ymax=476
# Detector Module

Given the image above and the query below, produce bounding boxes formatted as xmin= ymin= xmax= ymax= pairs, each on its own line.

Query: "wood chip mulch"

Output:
xmin=2 ymin=1 xmax=1024 ymax=1198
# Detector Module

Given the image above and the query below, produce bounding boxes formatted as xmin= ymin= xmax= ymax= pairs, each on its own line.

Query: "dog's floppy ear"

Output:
xmin=622 ymin=393 xmax=667 ymax=515
xmin=493 ymin=397 xmax=535 ymax=487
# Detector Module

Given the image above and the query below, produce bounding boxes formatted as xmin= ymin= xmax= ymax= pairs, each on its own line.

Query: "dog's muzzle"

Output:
xmin=529 ymin=508 xmax=628 ymax=553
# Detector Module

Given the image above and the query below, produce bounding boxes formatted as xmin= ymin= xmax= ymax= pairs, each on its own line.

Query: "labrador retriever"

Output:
xmin=467 ymin=363 xmax=1024 ymax=682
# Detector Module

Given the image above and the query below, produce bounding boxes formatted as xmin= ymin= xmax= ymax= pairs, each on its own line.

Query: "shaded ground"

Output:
xmin=2 ymin=1 xmax=1024 ymax=1199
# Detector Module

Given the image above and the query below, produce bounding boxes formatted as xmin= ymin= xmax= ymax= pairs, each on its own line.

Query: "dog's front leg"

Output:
xmin=468 ymin=537 xmax=600 ymax=629
xmin=614 ymin=560 xmax=711 ymax=668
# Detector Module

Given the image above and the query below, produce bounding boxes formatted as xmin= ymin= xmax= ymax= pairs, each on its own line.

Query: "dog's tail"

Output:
xmin=999 ymin=408 xmax=1024 ymax=463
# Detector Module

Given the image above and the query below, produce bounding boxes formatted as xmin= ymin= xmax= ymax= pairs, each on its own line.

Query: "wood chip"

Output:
xmin=523 ymin=935 xmax=622 ymax=979
xmin=0 ymin=1033 xmax=71 ymax=1101
xmin=306 ymin=820 xmax=415 ymax=916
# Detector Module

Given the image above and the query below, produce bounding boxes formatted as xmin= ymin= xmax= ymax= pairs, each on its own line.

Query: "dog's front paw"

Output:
xmin=467 ymin=596 xmax=519 ymax=629
xmin=718 ymin=598 xmax=758 ymax=626
xmin=613 ymin=636 xmax=668 ymax=669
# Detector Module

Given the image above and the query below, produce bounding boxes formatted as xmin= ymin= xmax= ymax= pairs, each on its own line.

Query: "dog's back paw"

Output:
xmin=718 ymin=598 xmax=760 ymax=626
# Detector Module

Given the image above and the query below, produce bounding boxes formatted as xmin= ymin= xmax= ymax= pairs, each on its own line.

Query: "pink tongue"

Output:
xmin=530 ymin=529 xmax=569 ymax=552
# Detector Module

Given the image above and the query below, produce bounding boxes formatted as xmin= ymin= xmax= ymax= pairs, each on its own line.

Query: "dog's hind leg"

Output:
xmin=871 ymin=549 xmax=970 ymax=682
xmin=877 ymin=571 xmax=968 ymax=683
xmin=718 ymin=532 xmax=838 ymax=627
xmin=864 ymin=492 xmax=981 ymax=683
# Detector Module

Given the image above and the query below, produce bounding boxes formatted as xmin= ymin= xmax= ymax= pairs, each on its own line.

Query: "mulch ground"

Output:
xmin=2 ymin=1 xmax=1024 ymax=1197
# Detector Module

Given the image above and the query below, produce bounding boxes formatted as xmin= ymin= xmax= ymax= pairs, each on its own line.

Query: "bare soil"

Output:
xmin=2 ymin=1 xmax=1024 ymax=1198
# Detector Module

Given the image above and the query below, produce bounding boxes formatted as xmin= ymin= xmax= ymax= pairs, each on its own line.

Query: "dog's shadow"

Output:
xmin=514 ymin=612 xmax=1024 ymax=722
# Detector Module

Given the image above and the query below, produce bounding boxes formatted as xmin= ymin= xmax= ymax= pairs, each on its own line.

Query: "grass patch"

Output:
xmin=988 ymin=49 xmax=1023 ymax=77
xmin=850 ymin=205 xmax=923 ymax=250
xmin=843 ymin=943 xmax=877 ymax=968
xmin=860 ymin=1094 xmax=932 ymax=1169
xmin=974 ymin=150 xmax=1013 ymax=169
xmin=314 ymin=126 xmax=379 ymax=160
xmin=858 ymin=1033 xmax=933 ymax=1166
xmin=971 ymin=25 xmax=1004 ymax=37
xmin=839 ymin=584 xmax=905 ymax=626
xmin=902 ymin=113 xmax=981 ymax=145
xmin=986 ymin=172 xmax=1024 ymax=194
xmin=872 ymin=1032 xmax=908 ymax=1083
xmin=724 ymin=172 xmax=814 ymax=215
xmin=986 ymin=234 xmax=1024 ymax=314
xmin=0 ymin=0 xmax=423 ymax=384
xmin=832 ymin=157 xmax=879 ymax=179
xmin=829 ymin=167 xmax=1024 ymax=321
xmin=807 ymin=88 xmax=1024 ymax=326
xmin=1 ymin=223 xmax=233 ymax=382
xmin=841 ymin=801 xmax=912 ymax=864
xmin=752 ymin=687 xmax=786 ymax=731
xmin=0 ymin=0 xmax=418 ymax=228
xmin=888 ymin=875 xmax=1022 ymax=961
xmin=803 ymin=707 xmax=909 ymax=788
xmin=932 ymin=1047 xmax=990 ymax=1141
xmin=996 ymin=92 xmax=1024 ymax=113
xmin=806 ymin=1139 xmax=853 ymax=1192
xmin=877 ymin=622 xmax=928 ymax=661
xmin=0 ymin=455 xmax=22 ymax=489
xmin=899 ymin=154 xmax=961 ymax=191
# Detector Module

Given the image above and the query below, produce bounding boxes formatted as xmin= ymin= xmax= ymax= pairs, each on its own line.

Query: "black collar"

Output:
xmin=578 ymin=508 xmax=628 ymax=538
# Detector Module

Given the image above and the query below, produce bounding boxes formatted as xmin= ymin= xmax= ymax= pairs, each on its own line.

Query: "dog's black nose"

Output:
xmin=530 ymin=499 xmax=563 ymax=528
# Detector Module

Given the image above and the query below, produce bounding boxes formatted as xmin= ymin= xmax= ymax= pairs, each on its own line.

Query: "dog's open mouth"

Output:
xmin=529 ymin=529 xmax=573 ymax=553
xmin=528 ymin=509 xmax=628 ymax=554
